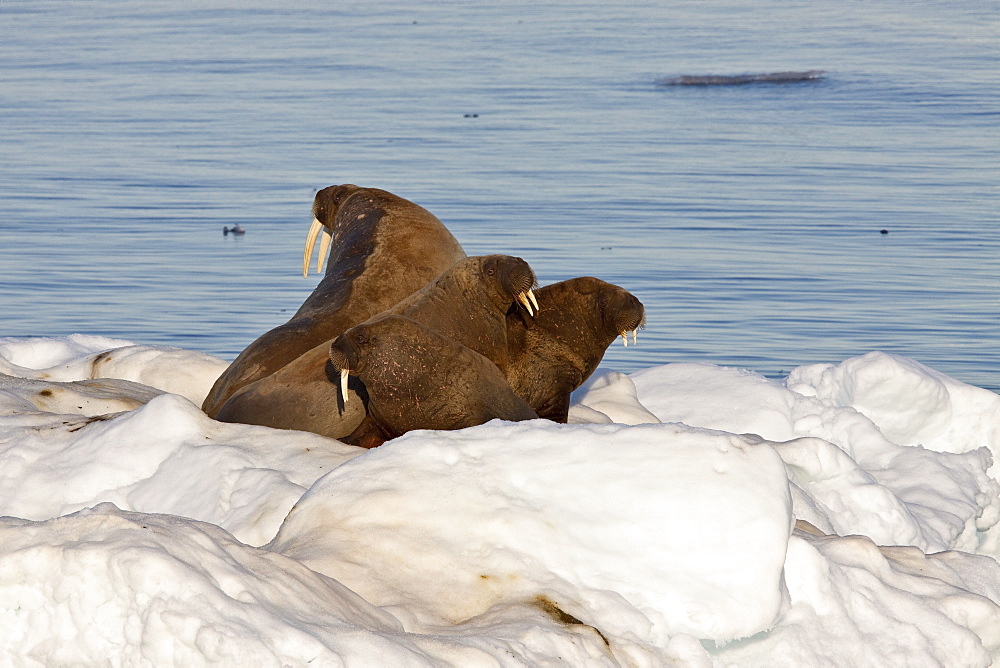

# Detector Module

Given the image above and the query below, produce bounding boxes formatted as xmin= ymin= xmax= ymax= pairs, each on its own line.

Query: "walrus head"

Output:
xmin=601 ymin=286 xmax=646 ymax=347
xmin=509 ymin=277 xmax=645 ymax=347
xmin=480 ymin=255 xmax=539 ymax=316
xmin=303 ymin=184 xmax=361 ymax=277
xmin=501 ymin=277 xmax=645 ymax=422
xmin=328 ymin=323 xmax=369 ymax=404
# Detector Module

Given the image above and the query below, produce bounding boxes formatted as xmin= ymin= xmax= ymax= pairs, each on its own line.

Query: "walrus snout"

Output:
xmin=329 ymin=334 xmax=364 ymax=403
xmin=593 ymin=285 xmax=645 ymax=346
xmin=304 ymin=184 xmax=363 ymax=277
xmin=608 ymin=293 xmax=646 ymax=346
xmin=487 ymin=255 xmax=539 ymax=316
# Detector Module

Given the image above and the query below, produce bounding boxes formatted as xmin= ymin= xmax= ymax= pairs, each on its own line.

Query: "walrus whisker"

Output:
xmin=303 ymin=217 xmax=324 ymax=277
xmin=316 ymin=229 xmax=332 ymax=274
xmin=340 ymin=368 xmax=350 ymax=403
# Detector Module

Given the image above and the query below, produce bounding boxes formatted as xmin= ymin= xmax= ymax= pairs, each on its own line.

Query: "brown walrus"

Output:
xmin=329 ymin=314 xmax=538 ymax=448
xmin=213 ymin=254 xmax=539 ymax=440
xmin=202 ymin=185 xmax=466 ymax=417
xmin=503 ymin=277 xmax=645 ymax=422
xmin=385 ymin=254 xmax=538 ymax=370
xmin=212 ymin=346 xmax=370 ymax=438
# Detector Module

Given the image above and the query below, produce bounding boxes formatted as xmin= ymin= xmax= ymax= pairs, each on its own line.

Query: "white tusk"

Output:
xmin=303 ymin=217 xmax=324 ymax=277
xmin=340 ymin=368 xmax=350 ymax=403
xmin=316 ymin=229 xmax=332 ymax=274
xmin=517 ymin=292 xmax=535 ymax=317
xmin=621 ymin=332 xmax=628 ymax=347
xmin=632 ymin=329 xmax=637 ymax=345
xmin=527 ymin=289 xmax=539 ymax=312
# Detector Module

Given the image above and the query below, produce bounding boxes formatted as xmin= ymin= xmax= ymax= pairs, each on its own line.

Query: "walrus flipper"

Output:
xmin=342 ymin=415 xmax=390 ymax=449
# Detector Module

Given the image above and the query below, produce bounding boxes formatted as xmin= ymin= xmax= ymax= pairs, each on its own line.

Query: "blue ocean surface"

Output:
xmin=2 ymin=1 xmax=997 ymax=391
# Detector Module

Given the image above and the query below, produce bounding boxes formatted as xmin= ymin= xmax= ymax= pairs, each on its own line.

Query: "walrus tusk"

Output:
xmin=527 ymin=289 xmax=539 ymax=312
xmin=632 ymin=329 xmax=638 ymax=345
xmin=621 ymin=332 xmax=628 ymax=347
xmin=340 ymin=368 xmax=350 ymax=403
xmin=517 ymin=291 xmax=536 ymax=317
xmin=303 ymin=218 xmax=323 ymax=277
xmin=316 ymin=229 xmax=332 ymax=274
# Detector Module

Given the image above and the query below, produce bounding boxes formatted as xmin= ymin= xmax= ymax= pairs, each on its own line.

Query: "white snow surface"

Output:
xmin=0 ymin=336 xmax=997 ymax=666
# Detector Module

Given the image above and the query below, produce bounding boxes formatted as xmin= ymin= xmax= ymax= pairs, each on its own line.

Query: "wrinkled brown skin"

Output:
xmin=504 ymin=277 xmax=645 ymax=422
xmin=329 ymin=314 xmax=538 ymax=448
xmin=212 ymin=253 xmax=534 ymax=439
xmin=212 ymin=341 xmax=369 ymax=439
xmin=385 ymin=254 xmax=537 ymax=371
xmin=203 ymin=185 xmax=466 ymax=417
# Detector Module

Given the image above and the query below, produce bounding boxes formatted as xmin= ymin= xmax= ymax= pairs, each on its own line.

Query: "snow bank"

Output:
xmin=0 ymin=334 xmax=134 ymax=370
xmin=568 ymin=369 xmax=661 ymax=425
xmin=0 ymin=336 xmax=998 ymax=665
xmin=631 ymin=353 xmax=1000 ymax=557
xmin=0 ymin=334 xmax=229 ymax=406
xmin=0 ymin=391 xmax=361 ymax=547
xmin=270 ymin=420 xmax=792 ymax=646
xmin=788 ymin=352 xmax=1000 ymax=459
xmin=718 ymin=525 xmax=1000 ymax=665
xmin=0 ymin=505 xmax=418 ymax=667
xmin=0 ymin=373 xmax=164 ymax=416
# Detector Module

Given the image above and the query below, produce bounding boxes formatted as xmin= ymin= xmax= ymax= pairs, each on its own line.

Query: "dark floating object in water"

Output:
xmin=223 ymin=225 xmax=246 ymax=236
xmin=464 ymin=113 xmax=479 ymax=118
xmin=880 ymin=229 xmax=889 ymax=235
xmin=657 ymin=70 xmax=825 ymax=86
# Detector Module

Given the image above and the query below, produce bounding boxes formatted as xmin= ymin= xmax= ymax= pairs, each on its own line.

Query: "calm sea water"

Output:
xmin=2 ymin=1 xmax=998 ymax=392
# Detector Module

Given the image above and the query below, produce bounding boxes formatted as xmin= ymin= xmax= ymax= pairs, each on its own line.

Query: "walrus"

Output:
xmin=213 ymin=254 xmax=539 ymax=439
xmin=202 ymin=185 xmax=466 ymax=417
xmin=212 ymin=347 xmax=370 ymax=438
xmin=503 ymin=277 xmax=645 ymax=422
xmin=329 ymin=314 xmax=538 ymax=448
xmin=385 ymin=254 xmax=538 ymax=370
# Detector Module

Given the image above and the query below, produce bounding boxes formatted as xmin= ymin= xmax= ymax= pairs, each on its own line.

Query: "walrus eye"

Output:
xmin=355 ymin=332 xmax=368 ymax=345
xmin=487 ymin=267 xmax=496 ymax=276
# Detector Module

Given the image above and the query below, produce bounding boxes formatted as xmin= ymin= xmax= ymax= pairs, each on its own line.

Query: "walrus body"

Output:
xmin=504 ymin=277 xmax=645 ymax=422
xmin=329 ymin=314 xmax=538 ymax=448
xmin=212 ymin=340 xmax=369 ymax=438
xmin=203 ymin=185 xmax=466 ymax=417
xmin=213 ymin=254 xmax=538 ymax=439
xmin=386 ymin=254 xmax=538 ymax=370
